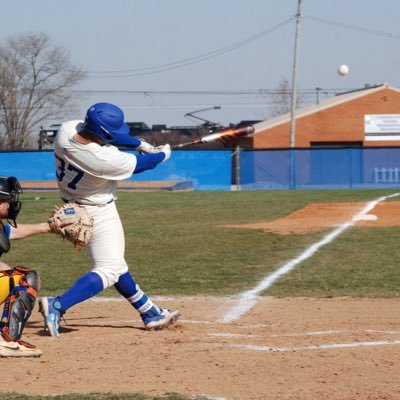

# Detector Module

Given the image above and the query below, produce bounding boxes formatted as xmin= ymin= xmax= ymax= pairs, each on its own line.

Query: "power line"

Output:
xmin=66 ymin=88 xmax=353 ymax=96
xmin=86 ymin=18 xmax=293 ymax=78
xmin=84 ymin=15 xmax=400 ymax=80
xmin=305 ymin=15 xmax=400 ymax=39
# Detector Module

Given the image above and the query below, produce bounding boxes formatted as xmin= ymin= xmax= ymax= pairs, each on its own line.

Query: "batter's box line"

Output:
xmin=230 ymin=340 xmax=400 ymax=352
xmin=208 ymin=329 xmax=400 ymax=340
xmin=270 ymin=329 xmax=400 ymax=337
xmin=181 ymin=319 xmax=272 ymax=328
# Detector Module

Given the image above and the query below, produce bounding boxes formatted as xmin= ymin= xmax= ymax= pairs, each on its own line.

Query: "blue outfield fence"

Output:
xmin=125 ymin=149 xmax=232 ymax=190
xmin=0 ymin=149 xmax=232 ymax=191
xmin=1 ymin=147 xmax=400 ymax=190
xmin=240 ymin=147 xmax=400 ymax=190
xmin=0 ymin=151 xmax=56 ymax=180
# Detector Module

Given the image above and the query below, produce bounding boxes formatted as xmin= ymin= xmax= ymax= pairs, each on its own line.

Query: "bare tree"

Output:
xmin=270 ymin=77 xmax=304 ymax=118
xmin=0 ymin=33 xmax=86 ymax=149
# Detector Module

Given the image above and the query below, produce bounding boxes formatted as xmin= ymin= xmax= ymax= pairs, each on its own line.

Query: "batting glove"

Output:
xmin=136 ymin=140 xmax=158 ymax=154
xmin=159 ymin=144 xmax=171 ymax=161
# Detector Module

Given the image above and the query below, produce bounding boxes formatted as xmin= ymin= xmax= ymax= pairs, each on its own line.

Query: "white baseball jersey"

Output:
xmin=54 ymin=120 xmax=137 ymax=205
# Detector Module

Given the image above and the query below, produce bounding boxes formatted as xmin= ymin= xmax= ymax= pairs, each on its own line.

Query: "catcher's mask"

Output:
xmin=82 ymin=102 xmax=129 ymax=144
xmin=0 ymin=176 xmax=23 ymax=227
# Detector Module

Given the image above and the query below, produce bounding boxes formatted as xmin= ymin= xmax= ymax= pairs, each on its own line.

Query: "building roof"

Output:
xmin=253 ymin=83 xmax=400 ymax=133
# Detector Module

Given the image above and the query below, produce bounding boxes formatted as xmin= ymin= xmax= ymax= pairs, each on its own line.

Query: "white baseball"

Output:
xmin=338 ymin=64 xmax=349 ymax=76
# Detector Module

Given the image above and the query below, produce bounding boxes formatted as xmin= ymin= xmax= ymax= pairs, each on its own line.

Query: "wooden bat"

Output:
xmin=173 ymin=126 xmax=254 ymax=149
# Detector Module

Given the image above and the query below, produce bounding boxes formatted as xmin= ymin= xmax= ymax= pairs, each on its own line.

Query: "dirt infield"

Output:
xmin=225 ymin=201 xmax=400 ymax=234
xmin=4 ymin=297 xmax=400 ymax=400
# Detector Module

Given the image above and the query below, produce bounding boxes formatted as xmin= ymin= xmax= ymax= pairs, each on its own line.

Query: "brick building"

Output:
xmin=248 ymin=83 xmax=400 ymax=149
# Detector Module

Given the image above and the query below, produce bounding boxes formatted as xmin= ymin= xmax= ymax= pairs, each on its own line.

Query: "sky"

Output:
xmin=1 ymin=0 xmax=399 ymax=128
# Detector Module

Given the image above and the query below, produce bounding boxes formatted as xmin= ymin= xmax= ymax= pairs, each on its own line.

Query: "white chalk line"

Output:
xmin=210 ymin=333 xmax=261 ymax=338
xmin=180 ymin=320 xmax=272 ymax=328
xmin=207 ymin=329 xmax=400 ymax=353
xmin=271 ymin=329 xmax=347 ymax=337
xmin=231 ymin=340 xmax=400 ymax=352
xmin=219 ymin=193 xmax=400 ymax=323
xmin=208 ymin=329 xmax=400 ymax=339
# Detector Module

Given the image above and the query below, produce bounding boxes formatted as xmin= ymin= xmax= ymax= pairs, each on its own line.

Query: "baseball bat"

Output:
xmin=173 ymin=125 xmax=255 ymax=149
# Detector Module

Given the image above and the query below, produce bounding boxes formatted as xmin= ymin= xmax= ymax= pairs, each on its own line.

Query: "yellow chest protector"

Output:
xmin=0 ymin=271 xmax=22 ymax=304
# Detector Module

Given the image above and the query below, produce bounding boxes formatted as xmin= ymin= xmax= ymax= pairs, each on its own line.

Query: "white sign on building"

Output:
xmin=365 ymin=114 xmax=400 ymax=141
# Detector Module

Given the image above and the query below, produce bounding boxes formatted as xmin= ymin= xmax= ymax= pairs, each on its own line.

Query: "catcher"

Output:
xmin=0 ymin=176 xmax=92 ymax=357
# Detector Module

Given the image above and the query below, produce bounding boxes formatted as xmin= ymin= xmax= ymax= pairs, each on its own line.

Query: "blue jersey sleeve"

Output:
xmin=134 ymin=153 xmax=166 ymax=174
xmin=111 ymin=133 xmax=141 ymax=148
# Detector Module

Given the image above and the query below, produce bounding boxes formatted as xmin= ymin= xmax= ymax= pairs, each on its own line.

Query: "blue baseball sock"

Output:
xmin=114 ymin=271 xmax=160 ymax=315
xmin=56 ymin=272 xmax=104 ymax=313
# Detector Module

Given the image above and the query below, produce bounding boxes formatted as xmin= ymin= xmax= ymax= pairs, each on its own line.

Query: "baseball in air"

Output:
xmin=338 ymin=64 xmax=349 ymax=76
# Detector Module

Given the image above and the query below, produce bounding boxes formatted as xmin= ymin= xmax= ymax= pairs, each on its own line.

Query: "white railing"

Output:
xmin=374 ymin=168 xmax=400 ymax=183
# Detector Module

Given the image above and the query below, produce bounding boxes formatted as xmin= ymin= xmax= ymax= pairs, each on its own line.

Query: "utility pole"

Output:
xmin=289 ymin=0 xmax=302 ymax=147
xmin=316 ymin=87 xmax=321 ymax=105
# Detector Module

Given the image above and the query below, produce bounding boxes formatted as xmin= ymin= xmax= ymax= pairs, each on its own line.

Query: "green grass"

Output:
xmin=3 ymin=189 xmax=400 ymax=400
xmin=2 ymin=189 xmax=400 ymax=298
xmin=268 ymin=226 xmax=400 ymax=297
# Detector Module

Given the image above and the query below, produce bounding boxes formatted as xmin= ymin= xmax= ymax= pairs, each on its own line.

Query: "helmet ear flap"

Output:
xmin=6 ymin=177 xmax=22 ymax=202
xmin=99 ymin=126 xmax=116 ymax=142
xmin=8 ymin=200 xmax=22 ymax=228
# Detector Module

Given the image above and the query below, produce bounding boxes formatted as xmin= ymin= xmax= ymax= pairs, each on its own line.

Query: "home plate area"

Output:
xmin=2 ymin=296 xmax=400 ymax=400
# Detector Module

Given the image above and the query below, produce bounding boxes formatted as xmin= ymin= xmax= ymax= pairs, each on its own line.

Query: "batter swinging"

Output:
xmin=39 ymin=102 xmax=180 ymax=337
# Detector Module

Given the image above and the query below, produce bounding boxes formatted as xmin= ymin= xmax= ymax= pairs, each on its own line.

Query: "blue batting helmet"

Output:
xmin=82 ymin=103 xmax=129 ymax=143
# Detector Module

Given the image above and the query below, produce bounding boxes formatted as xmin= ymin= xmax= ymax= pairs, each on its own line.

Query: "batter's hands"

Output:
xmin=159 ymin=144 xmax=171 ymax=161
xmin=136 ymin=140 xmax=159 ymax=154
xmin=136 ymin=140 xmax=171 ymax=161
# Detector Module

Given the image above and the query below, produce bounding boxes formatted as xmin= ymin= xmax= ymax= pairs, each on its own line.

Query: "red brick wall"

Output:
xmin=253 ymin=88 xmax=400 ymax=148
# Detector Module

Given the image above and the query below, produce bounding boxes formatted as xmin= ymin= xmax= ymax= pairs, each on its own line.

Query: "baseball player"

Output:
xmin=0 ymin=176 xmax=54 ymax=357
xmin=39 ymin=102 xmax=180 ymax=338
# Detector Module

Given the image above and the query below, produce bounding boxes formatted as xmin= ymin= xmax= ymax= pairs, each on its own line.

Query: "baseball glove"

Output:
xmin=48 ymin=203 xmax=94 ymax=249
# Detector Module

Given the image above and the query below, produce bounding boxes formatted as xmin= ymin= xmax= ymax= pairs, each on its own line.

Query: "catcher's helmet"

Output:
xmin=0 ymin=176 xmax=23 ymax=227
xmin=82 ymin=102 xmax=129 ymax=143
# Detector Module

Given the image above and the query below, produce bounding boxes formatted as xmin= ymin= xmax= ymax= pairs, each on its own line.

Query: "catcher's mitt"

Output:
xmin=48 ymin=203 xmax=94 ymax=249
